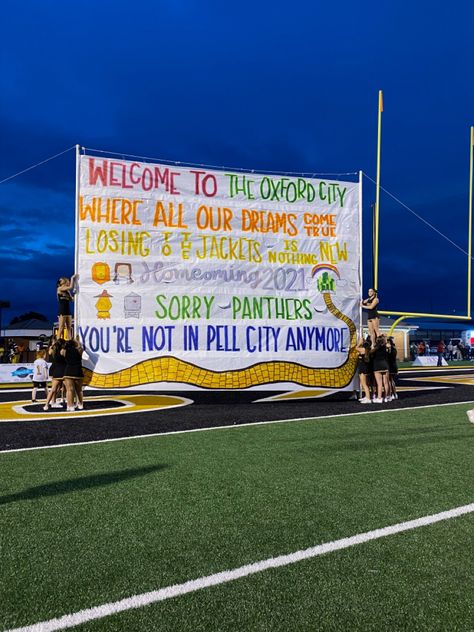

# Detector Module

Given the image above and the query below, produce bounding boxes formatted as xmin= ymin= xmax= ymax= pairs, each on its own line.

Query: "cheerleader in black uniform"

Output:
xmin=371 ymin=334 xmax=390 ymax=403
xmin=356 ymin=337 xmax=372 ymax=403
xmin=387 ymin=337 xmax=398 ymax=400
xmin=361 ymin=288 xmax=380 ymax=345
xmin=57 ymin=274 xmax=77 ymax=340
xmin=43 ymin=338 xmax=67 ymax=410
xmin=62 ymin=337 xmax=84 ymax=412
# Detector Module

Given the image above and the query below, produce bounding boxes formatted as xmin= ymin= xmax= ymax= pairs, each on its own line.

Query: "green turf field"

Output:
xmin=1 ymin=404 xmax=474 ymax=631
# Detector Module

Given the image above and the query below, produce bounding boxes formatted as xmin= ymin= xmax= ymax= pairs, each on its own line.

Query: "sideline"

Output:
xmin=1 ymin=399 xmax=473 ymax=455
xmin=5 ymin=502 xmax=474 ymax=632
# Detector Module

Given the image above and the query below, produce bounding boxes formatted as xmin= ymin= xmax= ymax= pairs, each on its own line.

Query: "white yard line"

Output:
xmin=1 ymin=399 xmax=473 ymax=455
xmin=5 ymin=502 xmax=474 ymax=632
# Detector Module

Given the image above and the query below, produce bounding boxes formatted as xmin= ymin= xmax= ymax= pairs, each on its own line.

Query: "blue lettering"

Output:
xmin=141 ymin=326 xmax=174 ymax=352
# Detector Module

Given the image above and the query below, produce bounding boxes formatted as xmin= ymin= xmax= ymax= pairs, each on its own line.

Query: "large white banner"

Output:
xmin=76 ymin=154 xmax=361 ymax=390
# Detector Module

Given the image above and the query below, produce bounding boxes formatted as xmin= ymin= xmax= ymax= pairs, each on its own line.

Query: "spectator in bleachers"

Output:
xmin=437 ymin=340 xmax=446 ymax=366
xmin=447 ymin=341 xmax=454 ymax=360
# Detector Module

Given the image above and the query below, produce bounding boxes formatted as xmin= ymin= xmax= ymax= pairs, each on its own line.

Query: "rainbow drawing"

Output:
xmin=311 ymin=263 xmax=341 ymax=279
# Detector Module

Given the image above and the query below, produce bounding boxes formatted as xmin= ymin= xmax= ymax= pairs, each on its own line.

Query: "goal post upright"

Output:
xmin=373 ymin=114 xmax=474 ymax=330
xmin=467 ymin=126 xmax=473 ymax=319
xmin=374 ymin=90 xmax=383 ymax=291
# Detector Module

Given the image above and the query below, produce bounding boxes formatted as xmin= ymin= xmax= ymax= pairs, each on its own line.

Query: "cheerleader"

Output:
xmin=356 ymin=337 xmax=372 ymax=403
xmin=371 ymin=334 xmax=390 ymax=403
xmin=361 ymin=288 xmax=380 ymax=345
xmin=43 ymin=338 xmax=67 ymax=410
xmin=62 ymin=337 xmax=84 ymax=411
xmin=387 ymin=336 xmax=398 ymax=400
xmin=57 ymin=274 xmax=78 ymax=340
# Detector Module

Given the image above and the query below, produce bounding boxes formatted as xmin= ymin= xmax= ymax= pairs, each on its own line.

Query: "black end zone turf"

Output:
xmin=1 ymin=370 xmax=474 ymax=451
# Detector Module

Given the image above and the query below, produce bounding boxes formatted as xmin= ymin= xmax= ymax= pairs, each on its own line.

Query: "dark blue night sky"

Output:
xmin=1 ymin=0 xmax=473 ymax=325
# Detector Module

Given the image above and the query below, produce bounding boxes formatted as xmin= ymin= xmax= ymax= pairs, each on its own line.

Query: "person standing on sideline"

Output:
xmin=32 ymin=349 xmax=50 ymax=403
xmin=361 ymin=289 xmax=380 ymax=345
xmin=447 ymin=341 xmax=454 ymax=360
xmin=437 ymin=340 xmax=446 ymax=366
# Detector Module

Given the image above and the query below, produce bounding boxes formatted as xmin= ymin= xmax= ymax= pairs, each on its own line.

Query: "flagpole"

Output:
xmin=468 ymin=126 xmax=474 ymax=318
xmin=374 ymin=89 xmax=383 ymax=291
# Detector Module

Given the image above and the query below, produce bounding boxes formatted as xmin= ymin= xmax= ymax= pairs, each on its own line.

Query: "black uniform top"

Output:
xmin=357 ymin=353 xmax=372 ymax=375
xmin=49 ymin=347 xmax=67 ymax=379
xmin=372 ymin=344 xmax=389 ymax=372
xmin=387 ymin=346 xmax=398 ymax=374
xmin=363 ymin=297 xmax=379 ymax=320
xmin=63 ymin=346 xmax=83 ymax=379
xmin=57 ymin=290 xmax=73 ymax=316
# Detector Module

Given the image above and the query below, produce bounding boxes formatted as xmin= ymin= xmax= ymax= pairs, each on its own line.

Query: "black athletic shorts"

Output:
xmin=33 ymin=381 xmax=48 ymax=389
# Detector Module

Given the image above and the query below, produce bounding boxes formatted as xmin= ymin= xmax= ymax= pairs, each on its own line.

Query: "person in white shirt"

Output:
xmin=32 ymin=349 xmax=50 ymax=403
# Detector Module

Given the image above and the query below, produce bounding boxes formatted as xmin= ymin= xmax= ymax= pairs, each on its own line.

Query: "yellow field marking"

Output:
xmin=410 ymin=374 xmax=474 ymax=386
xmin=253 ymin=389 xmax=333 ymax=402
xmin=0 ymin=394 xmax=192 ymax=423
xmin=395 ymin=386 xmax=450 ymax=391
xmin=399 ymin=365 xmax=474 ymax=372
xmin=0 ymin=382 xmax=34 ymax=390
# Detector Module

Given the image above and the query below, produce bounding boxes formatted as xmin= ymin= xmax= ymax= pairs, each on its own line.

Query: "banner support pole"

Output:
xmin=73 ymin=144 xmax=81 ymax=338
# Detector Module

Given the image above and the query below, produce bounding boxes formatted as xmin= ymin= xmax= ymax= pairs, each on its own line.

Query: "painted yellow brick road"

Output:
xmin=84 ymin=293 xmax=358 ymax=389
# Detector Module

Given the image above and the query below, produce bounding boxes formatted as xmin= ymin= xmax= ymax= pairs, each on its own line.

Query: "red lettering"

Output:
xmin=154 ymin=167 xmax=169 ymax=190
xmin=169 ymin=171 xmax=180 ymax=194
xmin=190 ymin=170 xmax=206 ymax=194
xmin=88 ymin=159 xmax=108 ymax=186
xmin=142 ymin=168 xmax=153 ymax=191
xmin=130 ymin=163 xmax=141 ymax=184
xmin=109 ymin=162 xmax=122 ymax=186
xmin=190 ymin=170 xmax=216 ymax=196
xmin=87 ymin=159 xmax=181 ymax=192
xmin=121 ymin=164 xmax=133 ymax=188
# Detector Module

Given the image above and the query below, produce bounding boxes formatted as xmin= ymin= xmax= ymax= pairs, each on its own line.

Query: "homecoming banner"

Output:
xmin=75 ymin=154 xmax=361 ymax=390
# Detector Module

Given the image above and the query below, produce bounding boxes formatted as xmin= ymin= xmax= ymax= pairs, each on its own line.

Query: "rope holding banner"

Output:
xmin=0 ymin=145 xmax=77 ymax=185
